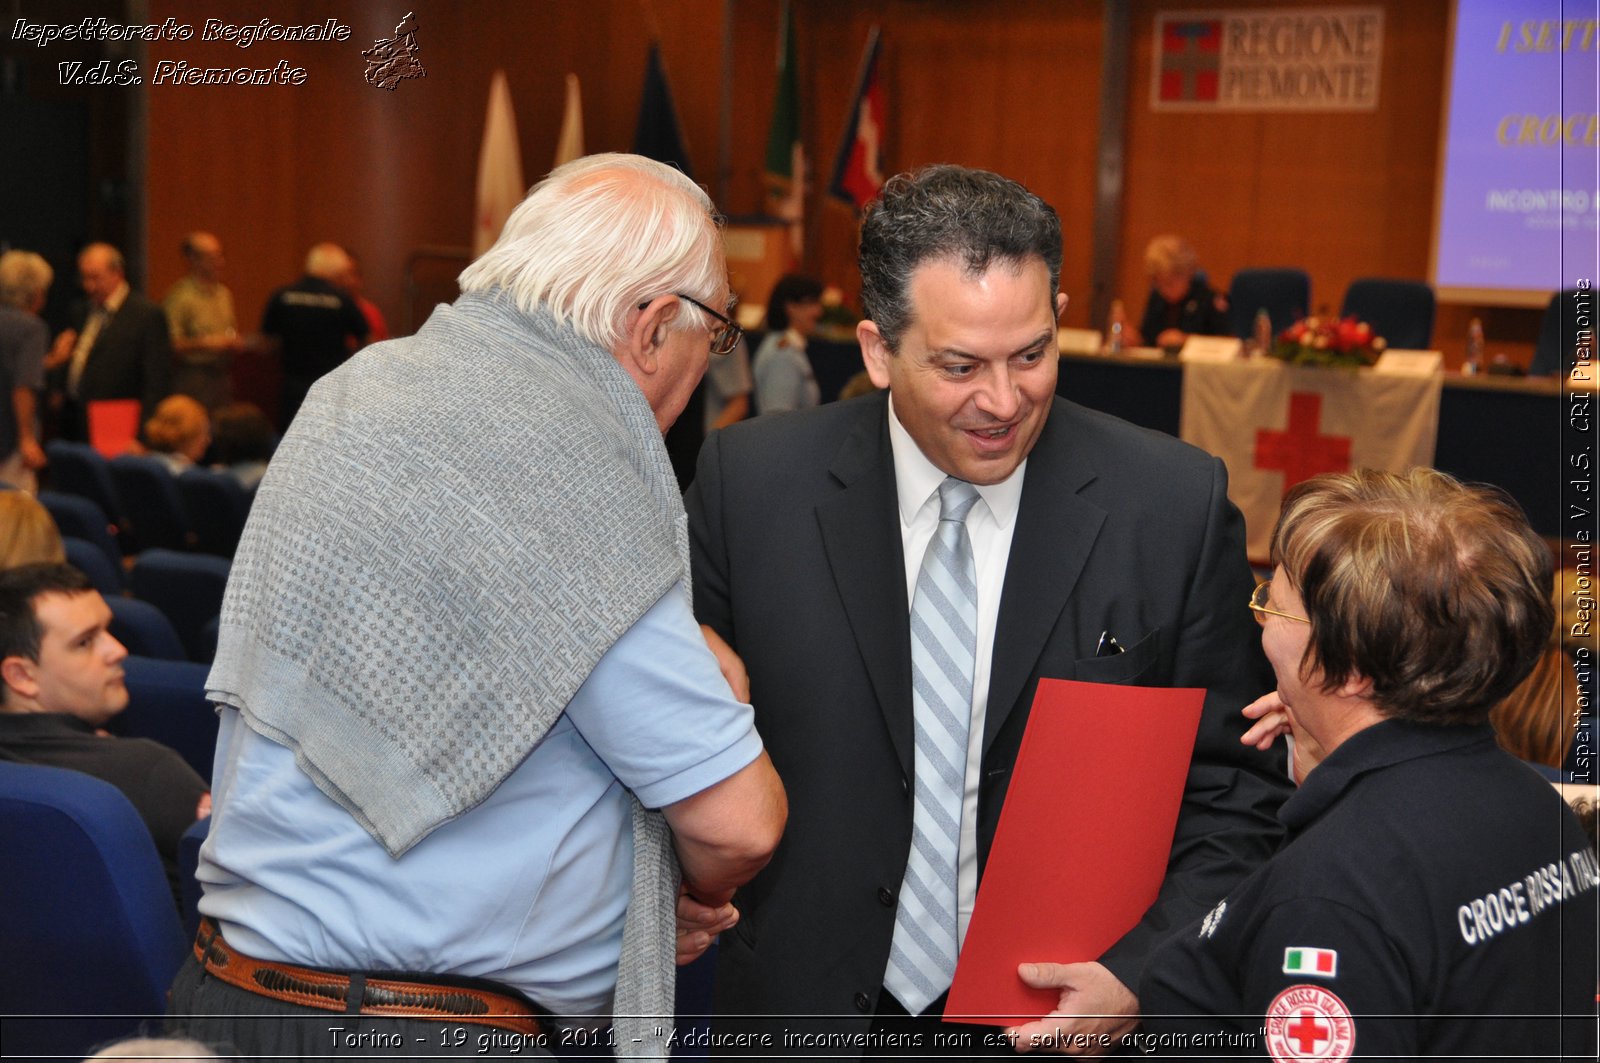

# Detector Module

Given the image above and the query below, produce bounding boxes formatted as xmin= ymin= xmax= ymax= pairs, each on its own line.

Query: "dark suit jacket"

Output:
xmin=686 ymin=391 xmax=1290 ymax=1039
xmin=63 ymin=293 xmax=174 ymax=435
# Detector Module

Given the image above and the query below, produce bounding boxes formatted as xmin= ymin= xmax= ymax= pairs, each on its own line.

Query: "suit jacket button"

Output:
xmin=877 ymin=886 xmax=895 ymax=907
xmin=854 ymin=992 xmax=873 ymax=1013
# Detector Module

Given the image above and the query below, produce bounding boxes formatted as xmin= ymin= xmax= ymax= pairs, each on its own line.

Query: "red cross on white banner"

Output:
xmin=1180 ymin=359 xmax=1441 ymax=564
xmin=1254 ymin=392 xmax=1353 ymax=490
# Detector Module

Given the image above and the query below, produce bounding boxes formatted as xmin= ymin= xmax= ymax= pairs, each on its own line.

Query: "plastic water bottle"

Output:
xmin=1252 ymin=308 xmax=1273 ymax=358
xmin=1464 ymin=318 xmax=1484 ymax=375
xmin=1106 ymin=299 xmax=1125 ymax=354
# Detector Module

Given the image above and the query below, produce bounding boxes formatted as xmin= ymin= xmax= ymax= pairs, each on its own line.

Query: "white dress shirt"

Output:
xmin=885 ymin=398 xmax=1025 ymax=948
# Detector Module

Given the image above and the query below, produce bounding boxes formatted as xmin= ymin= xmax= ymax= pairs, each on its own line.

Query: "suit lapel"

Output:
xmin=983 ymin=406 xmax=1106 ymax=753
xmin=816 ymin=398 xmax=915 ymax=778
xmin=89 ymin=302 xmax=129 ymax=358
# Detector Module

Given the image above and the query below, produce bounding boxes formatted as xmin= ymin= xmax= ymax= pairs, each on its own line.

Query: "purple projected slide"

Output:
xmin=1435 ymin=0 xmax=1599 ymax=298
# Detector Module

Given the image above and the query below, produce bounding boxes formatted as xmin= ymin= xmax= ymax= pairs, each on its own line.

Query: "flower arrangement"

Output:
xmin=1270 ymin=315 xmax=1387 ymax=369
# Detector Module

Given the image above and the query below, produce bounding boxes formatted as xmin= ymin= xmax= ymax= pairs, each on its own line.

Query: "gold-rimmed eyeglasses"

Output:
xmin=1249 ymin=579 xmax=1309 ymax=625
xmin=640 ymin=293 xmax=743 ymax=356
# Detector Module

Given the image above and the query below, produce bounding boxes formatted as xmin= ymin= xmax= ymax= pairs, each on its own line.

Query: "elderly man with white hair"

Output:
xmin=167 ymin=154 xmax=786 ymax=1060
xmin=0 ymin=250 xmax=53 ymax=491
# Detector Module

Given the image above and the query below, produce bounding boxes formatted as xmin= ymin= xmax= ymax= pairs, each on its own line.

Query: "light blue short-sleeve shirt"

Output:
xmin=752 ymin=330 xmax=820 ymax=414
xmin=198 ymin=582 xmax=761 ymax=1017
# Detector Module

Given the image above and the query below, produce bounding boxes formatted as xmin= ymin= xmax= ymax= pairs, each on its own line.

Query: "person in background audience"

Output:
xmin=0 ymin=564 xmax=210 ymax=902
xmin=83 ymin=1036 xmax=224 ymax=1062
xmin=164 ymin=232 xmax=241 ymax=410
xmin=346 ymin=251 xmax=390 ymax=343
xmin=1135 ymin=235 xmax=1229 ymax=352
xmin=142 ymin=395 xmax=211 ymax=476
xmin=704 ymin=334 xmax=753 ymax=432
xmin=1141 ymin=468 xmax=1596 ymax=1060
xmin=0 ymin=491 xmax=65 ymax=569
xmin=666 ymin=332 xmax=754 ymax=489
xmin=752 ymin=273 xmax=824 ymax=414
xmin=836 ymin=368 xmax=882 ymax=402
xmin=50 ymin=243 xmax=174 ymax=442
xmin=259 ymin=242 xmax=369 ymax=429
xmin=208 ymin=402 xmax=276 ymax=491
xmin=1490 ymin=626 xmax=1580 ymax=773
xmin=167 ymin=154 xmax=784 ymax=1058
xmin=0 ymin=250 xmax=52 ymax=493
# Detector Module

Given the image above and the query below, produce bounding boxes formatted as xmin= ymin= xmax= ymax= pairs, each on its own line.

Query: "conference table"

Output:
xmin=1052 ymin=350 xmax=1561 ymax=537
xmin=804 ymin=338 xmax=1561 ymax=537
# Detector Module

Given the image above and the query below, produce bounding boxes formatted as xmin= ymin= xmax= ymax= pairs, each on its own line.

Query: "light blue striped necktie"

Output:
xmin=885 ymin=476 xmax=980 ymax=1015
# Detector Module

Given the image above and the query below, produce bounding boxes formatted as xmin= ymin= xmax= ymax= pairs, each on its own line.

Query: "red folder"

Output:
xmin=87 ymin=399 xmax=141 ymax=458
xmin=944 ymin=678 xmax=1204 ymax=1025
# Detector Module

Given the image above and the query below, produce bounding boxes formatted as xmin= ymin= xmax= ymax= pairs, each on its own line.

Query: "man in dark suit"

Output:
xmin=684 ymin=166 xmax=1291 ymax=1056
xmin=55 ymin=242 xmax=173 ymax=442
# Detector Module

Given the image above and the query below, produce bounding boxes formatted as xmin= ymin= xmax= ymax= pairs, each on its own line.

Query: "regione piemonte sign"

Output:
xmin=1152 ymin=7 xmax=1383 ymax=111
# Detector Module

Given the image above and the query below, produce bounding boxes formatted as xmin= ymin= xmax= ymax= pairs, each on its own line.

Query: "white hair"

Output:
xmin=458 ymin=153 xmax=727 ymax=352
xmin=83 ymin=1036 xmax=224 ymax=1061
xmin=0 ymin=250 xmax=53 ymax=308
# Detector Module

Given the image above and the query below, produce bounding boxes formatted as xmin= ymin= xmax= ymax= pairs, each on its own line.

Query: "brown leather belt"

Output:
xmin=194 ymin=919 xmax=545 ymax=1038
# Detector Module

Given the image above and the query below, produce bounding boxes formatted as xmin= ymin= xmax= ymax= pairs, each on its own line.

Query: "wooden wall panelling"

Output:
xmin=145 ymin=0 xmax=726 ymax=343
xmin=137 ymin=1 xmax=1525 ymax=363
xmin=780 ymin=0 xmax=1104 ymax=327
xmin=1117 ymin=0 xmax=1469 ymax=357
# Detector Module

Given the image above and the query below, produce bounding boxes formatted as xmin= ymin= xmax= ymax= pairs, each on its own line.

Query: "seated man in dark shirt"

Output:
xmin=0 ymin=563 xmax=209 ymax=898
xmin=1137 ymin=234 xmax=1230 ymax=351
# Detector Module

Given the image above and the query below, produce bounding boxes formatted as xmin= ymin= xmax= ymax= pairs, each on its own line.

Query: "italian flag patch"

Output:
xmin=1282 ymin=947 xmax=1338 ymax=978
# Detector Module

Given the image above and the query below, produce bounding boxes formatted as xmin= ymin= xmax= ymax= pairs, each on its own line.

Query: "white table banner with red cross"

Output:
xmin=1180 ymin=358 xmax=1442 ymax=563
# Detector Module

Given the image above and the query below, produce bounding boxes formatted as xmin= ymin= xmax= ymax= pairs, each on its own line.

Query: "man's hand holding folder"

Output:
xmin=944 ymin=679 xmax=1206 ymax=1054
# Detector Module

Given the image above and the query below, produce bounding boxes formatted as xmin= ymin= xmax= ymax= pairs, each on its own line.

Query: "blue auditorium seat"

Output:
xmin=1532 ymin=288 xmax=1589 ymax=376
xmin=107 ymin=595 xmax=187 ymax=662
xmin=177 ymin=467 xmax=251 ymax=558
xmin=0 ymin=761 xmax=187 ymax=1059
xmin=109 ymin=454 xmax=194 ymax=553
xmin=130 ymin=550 xmax=231 ymax=663
xmin=1340 ymin=277 xmax=1436 ymax=351
xmin=38 ymin=490 xmax=123 ymax=572
xmin=43 ymin=439 xmax=124 ymax=528
xmin=115 ymin=655 xmax=219 ymax=785
xmin=1227 ymin=268 xmax=1312 ymax=340
xmin=63 ymin=534 xmax=124 ymax=596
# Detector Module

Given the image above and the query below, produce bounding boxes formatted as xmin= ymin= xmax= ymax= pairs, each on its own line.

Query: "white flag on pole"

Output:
xmin=473 ymin=70 xmax=525 ymax=258
xmin=554 ymin=73 xmax=585 ymax=168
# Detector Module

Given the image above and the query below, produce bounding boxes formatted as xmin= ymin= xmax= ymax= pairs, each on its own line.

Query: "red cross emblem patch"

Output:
xmin=1265 ymin=984 xmax=1355 ymax=1062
